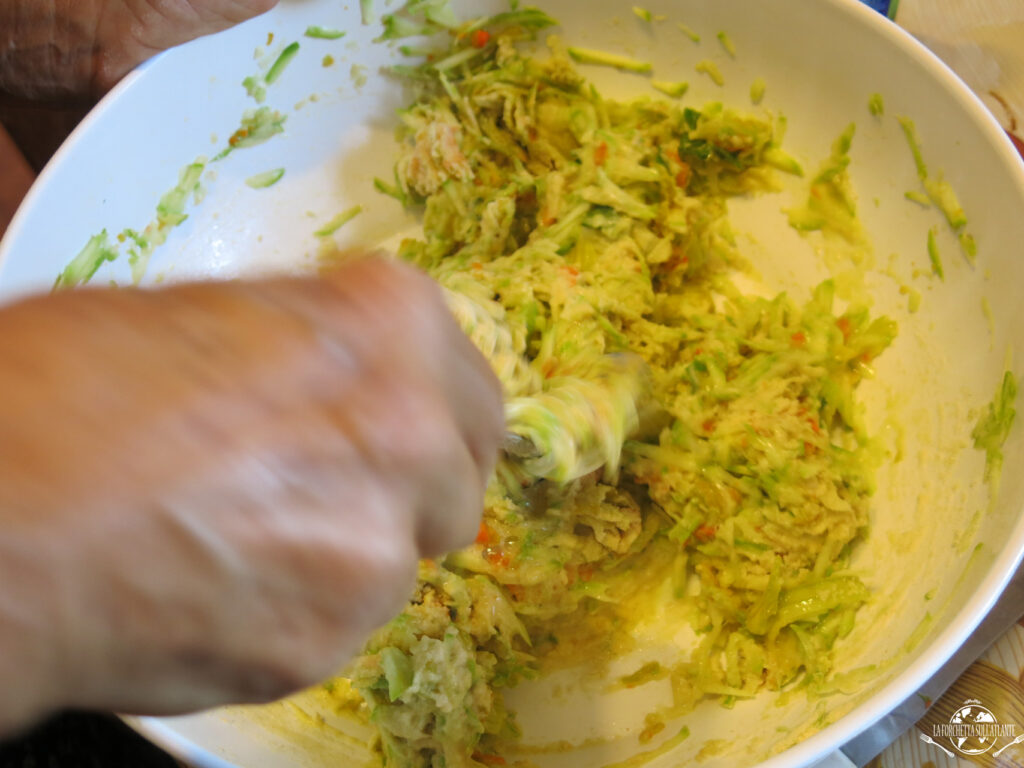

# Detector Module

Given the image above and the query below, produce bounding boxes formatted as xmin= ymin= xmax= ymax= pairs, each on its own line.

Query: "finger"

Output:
xmin=412 ymin=421 xmax=488 ymax=556
xmin=334 ymin=258 xmax=505 ymax=485
xmin=438 ymin=328 xmax=505 ymax=488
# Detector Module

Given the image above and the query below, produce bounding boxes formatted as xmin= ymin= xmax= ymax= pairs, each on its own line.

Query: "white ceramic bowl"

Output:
xmin=2 ymin=1 xmax=1024 ymax=766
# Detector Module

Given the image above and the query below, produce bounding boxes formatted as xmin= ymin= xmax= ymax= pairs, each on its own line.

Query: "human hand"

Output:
xmin=0 ymin=257 xmax=503 ymax=735
xmin=0 ymin=0 xmax=280 ymax=102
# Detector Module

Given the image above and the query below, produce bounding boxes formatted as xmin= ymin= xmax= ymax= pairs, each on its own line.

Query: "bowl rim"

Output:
xmin=0 ymin=58 xmax=155 ymax=259
xmin=7 ymin=0 xmax=1024 ymax=765
xmin=123 ymin=715 xmax=241 ymax=768
xmin=754 ymin=1 xmax=1024 ymax=764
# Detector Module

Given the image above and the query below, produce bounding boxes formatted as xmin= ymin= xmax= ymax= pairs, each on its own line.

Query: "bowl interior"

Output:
xmin=4 ymin=0 xmax=1024 ymax=766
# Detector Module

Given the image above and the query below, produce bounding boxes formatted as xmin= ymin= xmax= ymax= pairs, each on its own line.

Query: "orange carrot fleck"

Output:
xmin=473 ymin=754 xmax=506 ymax=766
xmin=471 ymin=29 xmax=491 ymax=48
xmin=475 ymin=521 xmax=492 ymax=546
xmin=486 ymin=550 xmax=510 ymax=568
xmin=693 ymin=524 xmax=717 ymax=543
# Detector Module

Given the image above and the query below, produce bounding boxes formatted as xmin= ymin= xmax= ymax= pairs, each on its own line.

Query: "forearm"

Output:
xmin=0 ymin=0 xmax=279 ymax=104
xmin=0 ymin=0 xmax=279 ymax=167
xmin=0 ymin=0 xmax=105 ymax=170
xmin=0 ymin=0 xmax=201 ymax=102
xmin=0 ymin=0 xmax=107 ymax=103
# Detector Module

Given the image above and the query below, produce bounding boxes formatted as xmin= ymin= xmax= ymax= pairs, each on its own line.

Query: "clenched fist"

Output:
xmin=0 ymin=258 xmax=503 ymax=735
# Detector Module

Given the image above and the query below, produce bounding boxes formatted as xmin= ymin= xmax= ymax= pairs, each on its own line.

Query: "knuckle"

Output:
xmin=416 ymin=446 xmax=485 ymax=556
xmin=381 ymin=391 xmax=455 ymax=464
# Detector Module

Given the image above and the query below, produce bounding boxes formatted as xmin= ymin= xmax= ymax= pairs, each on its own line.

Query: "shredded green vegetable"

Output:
xmin=695 ymin=59 xmax=724 ymax=86
xmin=926 ymin=227 xmax=943 ymax=279
xmin=972 ymin=371 xmax=1017 ymax=484
xmin=927 ymin=176 xmax=967 ymax=230
xmin=632 ymin=6 xmax=653 ymax=22
xmin=242 ymin=75 xmax=266 ymax=103
xmin=787 ymin=123 xmax=863 ymax=243
xmin=898 ymin=116 xmax=976 ymax=263
xmin=619 ymin=661 xmax=666 ymax=687
xmin=332 ymin=9 xmax=897 ymax=765
xmin=374 ymin=174 xmax=408 ymax=204
xmin=56 ymin=158 xmax=207 ymax=287
xmin=651 ymin=80 xmax=689 ymax=98
xmin=904 ymin=190 xmax=930 ymax=207
xmin=378 ymin=0 xmax=461 ymax=40
xmin=360 ymin=0 xmax=375 ymax=25
xmin=750 ymin=77 xmax=766 ymax=105
xmin=677 ymin=22 xmax=700 ymax=42
xmin=314 ymin=205 xmax=363 ymax=236
xmin=898 ymin=117 xmax=928 ymax=178
xmin=959 ymin=232 xmax=977 ymax=263
xmin=717 ymin=31 xmax=736 ymax=58
xmin=304 ymin=26 xmax=346 ymax=39
xmin=125 ymin=160 xmax=206 ymax=283
xmin=567 ymin=46 xmax=652 ymax=73
xmin=155 ymin=161 xmax=204 ymax=228
xmin=868 ymin=93 xmax=884 ymax=117
xmin=265 ymin=41 xmax=300 ymax=85
xmin=245 ymin=168 xmax=285 ymax=189
xmin=54 ymin=231 xmax=118 ymax=290
xmin=214 ymin=107 xmax=287 ymax=160
xmin=378 ymin=13 xmax=435 ymax=39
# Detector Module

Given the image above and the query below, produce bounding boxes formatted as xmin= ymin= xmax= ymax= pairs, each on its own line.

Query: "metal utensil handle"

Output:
xmin=993 ymin=733 xmax=1024 ymax=757
xmin=918 ymin=732 xmax=955 ymax=757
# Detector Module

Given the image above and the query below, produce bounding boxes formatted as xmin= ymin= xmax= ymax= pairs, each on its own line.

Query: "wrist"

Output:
xmin=0 ymin=526 xmax=70 ymax=736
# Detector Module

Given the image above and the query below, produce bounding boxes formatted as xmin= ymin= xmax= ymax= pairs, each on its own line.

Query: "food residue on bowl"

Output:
xmin=319 ymin=8 xmax=898 ymax=766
